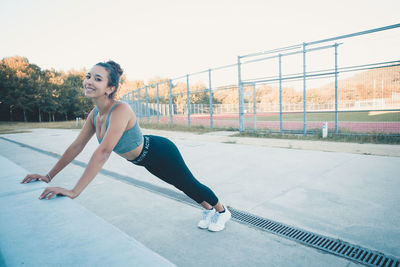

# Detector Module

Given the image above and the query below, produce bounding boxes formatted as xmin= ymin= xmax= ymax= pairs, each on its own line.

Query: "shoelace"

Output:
xmin=202 ymin=209 xmax=213 ymax=220
xmin=211 ymin=212 xmax=220 ymax=224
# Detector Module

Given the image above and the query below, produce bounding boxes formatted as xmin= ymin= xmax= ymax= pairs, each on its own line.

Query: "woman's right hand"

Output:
xmin=21 ymin=174 xmax=50 ymax=184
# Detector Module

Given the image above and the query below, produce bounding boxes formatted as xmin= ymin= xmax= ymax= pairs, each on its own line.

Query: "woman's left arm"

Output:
xmin=40 ymin=104 xmax=132 ymax=200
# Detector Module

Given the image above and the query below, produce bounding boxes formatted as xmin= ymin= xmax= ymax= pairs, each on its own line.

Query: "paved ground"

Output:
xmin=1 ymin=128 xmax=399 ymax=266
xmin=0 ymin=155 xmax=175 ymax=266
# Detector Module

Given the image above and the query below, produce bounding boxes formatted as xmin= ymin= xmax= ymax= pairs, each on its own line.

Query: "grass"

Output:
xmin=139 ymin=121 xmax=218 ymax=134
xmin=140 ymin=120 xmax=400 ymax=144
xmin=0 ymin=120 xmax=222 ymax=135
xmin=241 ymin=111 xmax=400 ymax=122
xmin=0 ymin=121 xmax=83 ymax=134
xmin=233 ymin=130 xmax=400 ymax=144
xmin=1 ymin=120 xmax=399 ymax=144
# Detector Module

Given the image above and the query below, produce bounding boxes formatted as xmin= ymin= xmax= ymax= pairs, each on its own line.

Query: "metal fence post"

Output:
xmin=138 ymin=88 xmax=142 ymax=119
xmin=253 ymin=83 xmax=257 ymax=130
xmin=208 ymin=69 xmax=213 ymax=129
xmin=237 ymin=56 xmax=245 ymax=132
xmin=145 ymin=85 xmax=149 ymax=122
xmin=129 ymin=92 xmax=131 ymax=111
xmin=134 ymin=91 xmax=137 ymax=115
xmin=169 ymin=80 xmax=173 ymax=124
xmin=334 ymin=43 xmax=339 ymax=134
xmin=186 ymin=74 xmax=190 ymax=127
xmin=131 ymin=91 xmax=135 ymax=114
xmin=279 ymin=54 xmax=283 ymax=132
xmin=302 ymin=43 xmax=307 ymax=136
xmin=156 ymin=83 xmax=160 ymax=123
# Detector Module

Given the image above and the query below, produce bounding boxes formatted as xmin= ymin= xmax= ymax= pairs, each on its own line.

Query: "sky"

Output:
xmin=1 ymin=0 xmax=399 ymax=83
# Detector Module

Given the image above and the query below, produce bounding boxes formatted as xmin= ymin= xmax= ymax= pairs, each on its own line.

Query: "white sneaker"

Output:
xmin=198 ymin=208 xmax=216 ymax=229
xmin=208 ymin=207 xmax=231 ymax=232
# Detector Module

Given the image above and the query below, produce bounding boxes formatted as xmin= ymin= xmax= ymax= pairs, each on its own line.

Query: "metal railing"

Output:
xmin=122 ymin=23 xmax=400 ymax=136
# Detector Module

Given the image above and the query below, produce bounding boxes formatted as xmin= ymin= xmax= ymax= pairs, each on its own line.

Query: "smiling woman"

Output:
xmin=21 ymin=60 xmax=231 ymax=232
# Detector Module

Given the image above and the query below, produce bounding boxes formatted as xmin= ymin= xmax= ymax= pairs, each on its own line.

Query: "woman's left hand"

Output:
xmin=39 ymin=187 xmax=78 ymax=200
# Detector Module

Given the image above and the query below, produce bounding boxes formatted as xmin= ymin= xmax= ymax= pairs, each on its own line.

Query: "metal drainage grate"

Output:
xmin=2 ymin=137 xmax=400 ymax=267
xmin=229 ymin=208 xmax=400 ymax=267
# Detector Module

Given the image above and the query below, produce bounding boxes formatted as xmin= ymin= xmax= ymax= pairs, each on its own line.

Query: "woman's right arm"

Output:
xmin=21 ymin=109 xmax=96 ymax=184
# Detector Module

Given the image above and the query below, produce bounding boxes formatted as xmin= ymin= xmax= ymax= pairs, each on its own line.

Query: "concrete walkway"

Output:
xmin=1 ymin=128 xmax=399 ymax=266
xmin=0 ymin=155 xmax=175 ymax=267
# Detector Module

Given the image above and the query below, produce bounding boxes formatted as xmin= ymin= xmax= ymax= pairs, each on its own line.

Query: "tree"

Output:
xmin=0 ymin=57 xmax=94 ymax=122
xmin=0 ymin=56 xmax=39 ymax=121
xmin=62 ymin=70 xmax=94 ymax=119
xmin=117 ymin=78 xmax=145 ymax=100
xmin=38 ymin=70 xmax=61 ymax=121
xmin=0 ymin=61 xmax=14 ymax=120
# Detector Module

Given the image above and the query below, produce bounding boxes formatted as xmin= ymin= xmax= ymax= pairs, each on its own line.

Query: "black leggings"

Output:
xmin=129 ymin=135 xmax=219 ymax=206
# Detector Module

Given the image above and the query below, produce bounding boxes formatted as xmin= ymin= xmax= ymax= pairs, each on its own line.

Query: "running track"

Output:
xmin=151 ymin=115 xmax=400 ymax=134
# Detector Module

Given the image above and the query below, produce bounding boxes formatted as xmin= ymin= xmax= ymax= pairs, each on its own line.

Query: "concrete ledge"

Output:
xmin=0 ymin=156 xmax=175 ymax=267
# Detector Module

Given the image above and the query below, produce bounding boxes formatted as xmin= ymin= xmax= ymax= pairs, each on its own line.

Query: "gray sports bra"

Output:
xmin=93 ymin=103 xmax=144 ymax=154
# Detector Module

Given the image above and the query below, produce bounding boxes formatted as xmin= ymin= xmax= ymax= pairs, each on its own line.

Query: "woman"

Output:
xmin=21 ymin=61 xmax=231 ymax=232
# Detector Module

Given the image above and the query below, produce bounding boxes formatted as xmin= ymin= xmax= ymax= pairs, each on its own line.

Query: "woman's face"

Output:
xmin=83 ymin=65 xmax=113 ymax=98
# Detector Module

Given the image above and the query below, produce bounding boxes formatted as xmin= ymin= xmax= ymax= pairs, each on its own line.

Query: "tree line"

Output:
xmin=0 ymin=56 xmax=93 ymax=122
xmin=0 ymin=56 xmax=222 ymax=122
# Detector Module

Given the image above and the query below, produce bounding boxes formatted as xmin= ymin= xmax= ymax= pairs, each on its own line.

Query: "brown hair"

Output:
xmin=95 ymin=60 xmax=123 ymax=99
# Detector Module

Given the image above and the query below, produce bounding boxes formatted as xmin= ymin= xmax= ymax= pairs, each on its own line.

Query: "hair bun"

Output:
xmin=106 ymin=60 xmax=123 ymax=77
